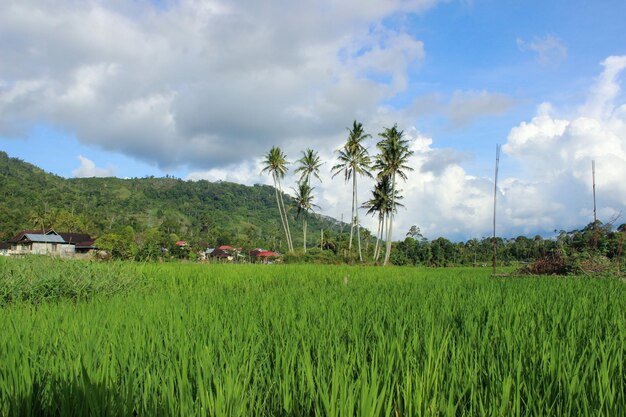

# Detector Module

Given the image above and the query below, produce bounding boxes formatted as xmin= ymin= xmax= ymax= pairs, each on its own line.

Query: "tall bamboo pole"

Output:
xmin=492 ymin=144 xmax=501 ymax=275
xmin=592 ymin=160 xmax=597 ymax=225
xmin=592 ymin=160 xmax=598 ymax=250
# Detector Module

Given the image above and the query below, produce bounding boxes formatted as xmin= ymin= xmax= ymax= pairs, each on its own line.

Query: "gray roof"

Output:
xmin=22 ymin=234 xmax=66 ymax=243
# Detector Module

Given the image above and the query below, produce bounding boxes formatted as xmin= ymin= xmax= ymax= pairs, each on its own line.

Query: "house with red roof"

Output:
xmin=206 ymin=245 xmax=243 ymax=262
xmin=249 ymin=248 xmax=281 ymax=263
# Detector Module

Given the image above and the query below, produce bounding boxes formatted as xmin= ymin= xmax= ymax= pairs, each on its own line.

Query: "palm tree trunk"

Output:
xmin=376 ymin=213 xmax=389 ymax=261
xmin=348 ymin=174 xmax=356 ymax=251
xmin=273 ymin=174 xmax=290 ymax=252
xmin=384 ymin=174 xmax=396 ymax=265
xmin=303 ymin=213 xmax=307 ymax=253
xmin=375 ymin=214 xmax=385 ymax=262
xmin=373 ymin=216 xmax=381 ymax=261
xmin=355 ymin=175 xmax=363 ymax=261
xmin=277 ymin=178 xmax=294 ymax=251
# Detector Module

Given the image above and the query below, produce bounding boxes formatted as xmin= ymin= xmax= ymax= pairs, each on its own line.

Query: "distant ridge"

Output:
xmin=0 ymin=151 xmax=347 ymax=250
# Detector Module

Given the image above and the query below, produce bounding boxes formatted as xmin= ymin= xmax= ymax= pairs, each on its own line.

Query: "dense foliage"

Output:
xmin=0 ymin=151 xmax=343 ymax=256
xmin=390 ymin=221 xmax=626 ymax=270
xmin=1 ymin=260 xmax=625 ymax=416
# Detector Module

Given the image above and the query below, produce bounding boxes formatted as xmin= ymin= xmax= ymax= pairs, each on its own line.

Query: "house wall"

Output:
xmin=11 ymin=242 xmax=76 ymax=256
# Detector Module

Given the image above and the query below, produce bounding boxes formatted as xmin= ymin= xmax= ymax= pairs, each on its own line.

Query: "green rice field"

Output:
xmin=1 ymin=257 xmax=625 ymax=416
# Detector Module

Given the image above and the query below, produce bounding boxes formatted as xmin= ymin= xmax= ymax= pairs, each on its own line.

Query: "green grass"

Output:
xmin=0 ymin=256 xmax=145 ymax=305
xmin=1 ymin=261 xmax=625 ymax=416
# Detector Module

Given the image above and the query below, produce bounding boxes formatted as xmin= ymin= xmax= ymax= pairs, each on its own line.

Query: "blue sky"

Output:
xmin=1 ymin=0 xmax=625 ymax=240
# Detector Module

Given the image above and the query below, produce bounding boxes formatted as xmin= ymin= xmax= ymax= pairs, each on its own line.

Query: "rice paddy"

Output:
xmin=1 ymin=258 xmax=625 ymax=416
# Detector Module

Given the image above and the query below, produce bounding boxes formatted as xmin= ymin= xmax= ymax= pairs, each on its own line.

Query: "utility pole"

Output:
xmin=492 ymin=144 xmax=501 ymax=275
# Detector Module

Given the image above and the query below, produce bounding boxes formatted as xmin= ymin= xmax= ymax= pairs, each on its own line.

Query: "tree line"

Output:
xmin=2 ymin=147 xmax=624 ymax=267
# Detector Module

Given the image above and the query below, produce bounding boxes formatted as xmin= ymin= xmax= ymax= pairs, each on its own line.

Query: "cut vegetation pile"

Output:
xmin=1 ymin=261 xmax=625 ymax=416
xmin=517 ymin=251 xmax=614 ymax=276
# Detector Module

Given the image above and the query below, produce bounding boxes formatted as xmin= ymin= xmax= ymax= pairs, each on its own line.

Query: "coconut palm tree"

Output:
xmin=362 ymin=184 xmax=385 ymax=262
xmin=362 ymin=175 xmax=404 ymax=262
xmin=261 ymin=146 xmax=293 ymax=252
xmin=294 ymin=148 xmax=323 ymax=187
xmin=331 ymin=121 xmax=372 ymax=261
xmin=374 ymin=125 xmax=414 ymax=265
xmin=292 ymin=181 xmax=319 ymax=253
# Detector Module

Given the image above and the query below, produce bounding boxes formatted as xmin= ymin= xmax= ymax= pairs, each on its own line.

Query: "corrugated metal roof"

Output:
xmin=256 ymin=251 xmax=280 ymax=257
xmin=23 ymin=234 xmax=65 ymax=243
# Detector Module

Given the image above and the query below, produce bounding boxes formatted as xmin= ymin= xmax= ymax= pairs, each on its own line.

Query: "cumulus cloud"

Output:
xmin=501 ymin=55 xmax=626 ymax=233
xmin=188 ymin=53 xmax=626 ymax=241
xmin=72 ymin=155 xmax=115 ymax=178
xmin=393 ymin=55 xmax=626 ymax=239
xmin=517 ymin=34 xmax=567 ymax=66
xmin=0 ymin=0 xmax=437 ymax=170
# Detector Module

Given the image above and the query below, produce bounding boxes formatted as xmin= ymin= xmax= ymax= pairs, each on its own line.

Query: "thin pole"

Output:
xmin=592 ymin=160 xmax=597 ymax=224
xmin=492 ymin=144 xmax=501 ymax=275
xmin=592 ymin=160 xmax=598 ymax=250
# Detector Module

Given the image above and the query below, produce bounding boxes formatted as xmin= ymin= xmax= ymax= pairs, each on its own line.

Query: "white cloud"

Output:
xmin=517 ymin=34 xmax=567 ymax=66
xmin=4 ymin=3 xmax=624 ymax=240
xmin=579 ymin=55 xmax=626 ymax=119
xmin=501 ymin=55 xmax=626 ymax=233
xmin=186 ymin=159 xmax=266 ymax=185
xmin=446 ymin=90 xmax=516 ymax=127
xmin=185 ymin=130 xmax=494 ymax=240
xmin=0 ymin=0 xmax=439 ymax=170
xmin=405 ymin=90 xmax=516 ymax=128
xmin=393 ymin=54 xmax=626 ymax=239
xmin=189 ymin=53 xmax=626 ymax=241
xmin=72 ymin=155 xmax=115 ymax=178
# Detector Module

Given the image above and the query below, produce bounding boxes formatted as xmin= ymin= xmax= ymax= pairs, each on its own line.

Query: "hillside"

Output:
xmin=0 ymin=151 xmax=346 ymax=253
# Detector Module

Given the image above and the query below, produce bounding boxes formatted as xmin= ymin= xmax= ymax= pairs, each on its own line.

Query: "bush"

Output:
xmin=282 ymin=248 xmax=343 ymax=264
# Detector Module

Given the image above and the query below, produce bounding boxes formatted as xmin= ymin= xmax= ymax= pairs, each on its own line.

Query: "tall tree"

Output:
xmin=294 ymin=149 xmax=323 ymax=187
xmin=362 ymin=176 xmax=403 ymax=262
xmin=261 ymin=147 xmax=293 ymax=252
xmin=292 ymin=181 xmax=319 ymax=253
xmin=331 ymin=121 xmax=372 ymax=261
xmin=374 ymin=125 xmax=414 ymax=265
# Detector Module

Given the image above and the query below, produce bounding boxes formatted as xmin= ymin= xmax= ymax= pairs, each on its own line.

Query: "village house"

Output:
xmin=58 ymin=232 xmax=97 ymax=254
xmin=249 ymin=248 xmax=281 ymax=263
xmin=206 ymin=245 xmax=241 ymax=262
xmin=5 ymin=229 xmax=97 ymax=257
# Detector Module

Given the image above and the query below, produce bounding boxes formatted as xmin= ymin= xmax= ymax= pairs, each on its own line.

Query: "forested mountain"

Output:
xmin=0 ymin=151 xmax=346 ymax=254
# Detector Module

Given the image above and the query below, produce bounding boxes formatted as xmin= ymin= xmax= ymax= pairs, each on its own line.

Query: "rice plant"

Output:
xmin=0 ymin=262 xmax=625 ymax=416
xmin=0 ymin=256 xmax=145 ymax=305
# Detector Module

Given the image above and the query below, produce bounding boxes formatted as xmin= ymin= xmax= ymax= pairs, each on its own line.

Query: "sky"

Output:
xmin=1 ymin=0 xmax=626 ymax=241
